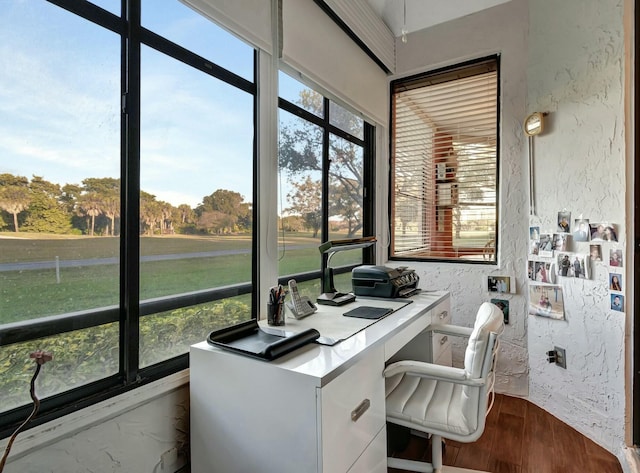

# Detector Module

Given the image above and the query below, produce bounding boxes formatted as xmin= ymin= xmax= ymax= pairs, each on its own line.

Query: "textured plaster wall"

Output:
xmin=4 ymin=383 xmax=189 ymax=472
xmin=390 ymin=0 xmax=628 ymax=457
xmin=526 ymin=0 xmax=627 ymax=456
xmin=391 ymin=0 xmax=530 ymax=397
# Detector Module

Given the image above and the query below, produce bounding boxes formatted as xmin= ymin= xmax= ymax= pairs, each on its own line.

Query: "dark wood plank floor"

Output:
xmin=388 ymin=393 xmax=622 ymax=473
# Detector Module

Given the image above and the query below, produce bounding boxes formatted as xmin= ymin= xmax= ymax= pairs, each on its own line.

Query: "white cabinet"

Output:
xmin=190 ymin=346 xmax=320 ymax=473
xmin=190 ymin=343 xmax=386 ymax=473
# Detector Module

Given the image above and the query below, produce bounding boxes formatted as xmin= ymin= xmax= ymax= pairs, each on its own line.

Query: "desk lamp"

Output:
xmin=316 ymin=236 xmax=376 ymax=306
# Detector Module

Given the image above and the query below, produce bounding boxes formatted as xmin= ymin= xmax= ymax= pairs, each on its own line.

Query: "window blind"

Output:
xmin=179 ymin=0 xmax=272 ymax=52
xmin=391 ymin=57 xmax=499 ymax=262
xmin=281 ymin=0 xmax=388 ymax=125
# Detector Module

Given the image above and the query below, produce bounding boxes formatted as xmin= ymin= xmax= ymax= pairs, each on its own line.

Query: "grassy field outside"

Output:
xmin=0 ymin=232 xmax=362 ymax=324
xmin=0 ymin=231 xmax=362 ymax=411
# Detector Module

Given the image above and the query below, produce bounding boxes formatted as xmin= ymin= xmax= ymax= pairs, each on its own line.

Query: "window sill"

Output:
xmin=1 ymin=369 xmax=190 ymax=462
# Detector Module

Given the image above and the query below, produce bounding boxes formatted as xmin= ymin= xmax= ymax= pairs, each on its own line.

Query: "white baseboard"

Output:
xmin=443 ymin=467 xmax=491 ymax=473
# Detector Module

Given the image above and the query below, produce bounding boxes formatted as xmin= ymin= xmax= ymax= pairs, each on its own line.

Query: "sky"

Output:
xmin=0 ymin=0 xmax=289 ymax=209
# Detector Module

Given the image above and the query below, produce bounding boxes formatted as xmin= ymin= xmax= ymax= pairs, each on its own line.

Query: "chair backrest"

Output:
xmin=460 ymin=302 xmax=504 ymax=436
xmin=463 ymin=302 xmax=504 ymax=378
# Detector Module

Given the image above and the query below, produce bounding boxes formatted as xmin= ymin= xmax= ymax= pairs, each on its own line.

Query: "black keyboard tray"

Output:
xmin=207 ymin=320 xmax=320 ymax=361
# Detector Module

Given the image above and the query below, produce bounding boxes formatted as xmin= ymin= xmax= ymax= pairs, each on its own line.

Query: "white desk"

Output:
xmin=190 ymin=291 xmax=451 ymax=473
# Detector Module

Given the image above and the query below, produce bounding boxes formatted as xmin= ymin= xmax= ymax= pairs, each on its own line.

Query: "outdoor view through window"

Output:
xmin=277 ymin=72 xmax=368 ymax=298
xmin=0 ymin=1 xmax=256 ymax=416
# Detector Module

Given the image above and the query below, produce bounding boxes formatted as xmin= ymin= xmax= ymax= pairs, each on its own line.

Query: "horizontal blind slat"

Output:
xmin=391 ymin=58 xmax=498 ymax=261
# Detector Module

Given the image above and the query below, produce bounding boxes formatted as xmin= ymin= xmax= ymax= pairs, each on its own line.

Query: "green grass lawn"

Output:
xmin=0 ymin=232 xmax=361 ymax=324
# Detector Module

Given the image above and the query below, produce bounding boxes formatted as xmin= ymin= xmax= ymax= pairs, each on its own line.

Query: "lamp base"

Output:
xmin=316 ymin=292 xmax=356 ymax=306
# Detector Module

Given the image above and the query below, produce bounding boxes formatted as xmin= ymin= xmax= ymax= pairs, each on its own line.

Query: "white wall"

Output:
xmin=388 ymin=0 xmax=629 ymax=459
xmin=388 ymin=0 xmax=530 ymax=397
xmin=526 ymin=0 xmax=627 ymax=456
xmin=2 ymin=372 xmax=190 ymax=473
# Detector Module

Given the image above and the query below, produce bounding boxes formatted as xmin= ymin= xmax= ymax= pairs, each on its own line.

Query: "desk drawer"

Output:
xmin=347 ymin=427 xmax=387 ymax=473
xmin=432 ymin=300 xmax=451 ymax=325
xmin=432 ymin=332 xmax=452 ymax=366
xmin=319 ymin=345 xmax=385 ymax=473
xmin=432 ymin=300 xmax=452 ymax=365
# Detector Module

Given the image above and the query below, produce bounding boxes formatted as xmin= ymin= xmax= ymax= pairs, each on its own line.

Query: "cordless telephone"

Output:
xmin=287 ymin=279 xmax=317 ymax=319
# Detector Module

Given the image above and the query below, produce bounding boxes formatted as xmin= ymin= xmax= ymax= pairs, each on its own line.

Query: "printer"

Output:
xmin=352 ymin=265 xmax=420 ymax=299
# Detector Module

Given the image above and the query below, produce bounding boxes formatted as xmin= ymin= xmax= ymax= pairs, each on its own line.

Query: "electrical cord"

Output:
xmin=0 ymin=350 xmax=52 ymax=472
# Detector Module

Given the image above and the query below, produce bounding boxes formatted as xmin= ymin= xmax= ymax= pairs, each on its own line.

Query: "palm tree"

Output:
xmin=0 ymin=185 xmax=31 ymax=232
xmin=82 ymin=177 xmax=120 ymax=236
xmin=79 ymin=193 xmax=102 ymax=236
xmin=101 ymin=192 xmax=120 ymax=236
xmin=140 ymin=192 xmax=163 ymax=236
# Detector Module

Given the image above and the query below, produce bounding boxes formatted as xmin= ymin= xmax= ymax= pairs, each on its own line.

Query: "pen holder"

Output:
xmin=267 ymin=302 xmax=285 ymax=326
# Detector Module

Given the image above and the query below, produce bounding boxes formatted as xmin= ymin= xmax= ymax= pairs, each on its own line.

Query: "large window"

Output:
xmin=390 ymin=57 xmax=499 ymax=263
xmin=277 ymin=72 xmax=374 ymax=296
xmin=0 ymin=0 xmax=255 ymax=434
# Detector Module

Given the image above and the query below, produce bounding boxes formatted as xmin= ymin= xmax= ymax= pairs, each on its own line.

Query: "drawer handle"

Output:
xmin=438 ymin=310 xmax=448 ymax=320
xmin=440 ymin=336 xmax=448 ymax=345
xmin=351 ymin=398 xmax=370 ymax=422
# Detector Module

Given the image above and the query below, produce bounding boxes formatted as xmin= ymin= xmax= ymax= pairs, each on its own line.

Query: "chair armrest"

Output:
xmin=427 ymin=324 xmax=473 ymax=338
xmin=383 ymin=360 xmax=486 ymax=387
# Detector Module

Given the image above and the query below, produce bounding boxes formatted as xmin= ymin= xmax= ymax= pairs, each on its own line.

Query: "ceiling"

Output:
xmin=366 ymin=0 xmax=512 ymax=37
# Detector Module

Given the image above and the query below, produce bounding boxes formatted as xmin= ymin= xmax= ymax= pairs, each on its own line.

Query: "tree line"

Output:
xmin=0 ymin=91 xmax=367 ymax=238
xmin=0 ymin=173 xmax=252 ymax=236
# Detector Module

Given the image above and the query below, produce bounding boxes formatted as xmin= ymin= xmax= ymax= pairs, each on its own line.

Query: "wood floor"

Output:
xmin=388 ymin=393 xmax=623 ymax=473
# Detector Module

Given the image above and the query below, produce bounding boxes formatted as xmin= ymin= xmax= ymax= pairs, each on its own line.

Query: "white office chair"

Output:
xmin=384 ymin=302 xmax=504 ymax=473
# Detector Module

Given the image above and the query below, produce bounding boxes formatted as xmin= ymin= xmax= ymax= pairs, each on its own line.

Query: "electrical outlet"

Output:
xmin=554 ymin=346 xmax=566 ymax=369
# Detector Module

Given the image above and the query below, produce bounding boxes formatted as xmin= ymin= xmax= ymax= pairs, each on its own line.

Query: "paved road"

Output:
xmin=0 ymin=245 xmax=314 ymax=272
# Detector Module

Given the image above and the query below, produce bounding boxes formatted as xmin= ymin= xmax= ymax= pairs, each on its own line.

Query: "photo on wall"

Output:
xmin=527 ymin=261 xmax=535 ymax=281
xmin=529 ymin=284 xmax=565 ymax=320
xmin=552 ymin=233 xmax=567 ymax=252
xmin=538 ymin=233 xmax=553 ymax=258
xmin=529 ymin=226 xmax=540 ymax=241
xmin=589 ymin=244 xmax=602 ymax=261
xmin=573 ymin=218 xmax=590 ymax=242
xmin=487 ymin=275 xmax=514 ymax=294
xmin=529 ymin=239 xmax=541 ymax=256
xmin=557 ymin=211 xmax=571 ymax=233
xmin=609 ymin=273 xmax=623 ymax=292
xmin=528 ymin=261 xmax=552 ymax=282
xmin=590 ymin=223 xmax=618 ymax=242
xmin=611 ymin=293 xmax=624 ymax=312
xmin=609 ymin=249 xmax=623 ymax=267
xmin=490 ymin=298 xmax=509 ymax=324
xmin=557 ymin=252 xmax=589 ymax=279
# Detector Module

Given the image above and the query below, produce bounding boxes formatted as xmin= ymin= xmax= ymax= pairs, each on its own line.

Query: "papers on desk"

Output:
xmin=260 ymin=298 xmax=411 ymax=346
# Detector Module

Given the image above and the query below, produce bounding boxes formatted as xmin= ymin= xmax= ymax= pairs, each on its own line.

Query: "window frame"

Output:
xmin=277 ymin=88 xmax=376 ymax=287
xmin=388 ymin=55 xmax=501 ymax=265
xmin=0 ymin=0 xmax=258 ymax=437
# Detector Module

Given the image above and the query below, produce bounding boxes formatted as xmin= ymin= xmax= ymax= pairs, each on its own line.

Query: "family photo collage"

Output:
xmin=527 ymin=211 xmax=623 ymax=319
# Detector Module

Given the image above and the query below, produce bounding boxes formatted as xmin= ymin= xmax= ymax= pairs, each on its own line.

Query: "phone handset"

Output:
xmin=287 ymin=279 xmax=317 ymax=319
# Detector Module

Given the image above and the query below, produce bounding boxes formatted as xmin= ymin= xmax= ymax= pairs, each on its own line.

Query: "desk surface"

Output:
xmin=192 ymin=290 xmax=448 ymax=387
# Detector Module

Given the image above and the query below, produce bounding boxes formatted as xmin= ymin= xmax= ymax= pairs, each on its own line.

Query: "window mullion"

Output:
xmin=321 ymin=96 xmax=331 ymax=242
xmin=121 ymin=0 xmax=141 ymax=383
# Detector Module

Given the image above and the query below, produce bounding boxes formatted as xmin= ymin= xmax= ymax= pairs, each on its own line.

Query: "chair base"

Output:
xmin=387 ymin=458 xmax=490 ymax=473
